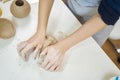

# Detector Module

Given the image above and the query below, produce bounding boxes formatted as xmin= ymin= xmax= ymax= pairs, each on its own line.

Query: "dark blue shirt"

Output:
xmin=98 ymin=0 xmax=120 ymax=25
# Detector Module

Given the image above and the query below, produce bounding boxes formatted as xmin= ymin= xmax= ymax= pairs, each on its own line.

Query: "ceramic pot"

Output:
xmin=10 ymin=0 xmax=31 ymax=18
xmin=0 ymin=18 xmax=16 ymax=39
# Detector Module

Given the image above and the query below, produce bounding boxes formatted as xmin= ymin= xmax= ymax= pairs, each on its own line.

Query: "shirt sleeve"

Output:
xmin=98 ymin=0 xmax=120 ymax=25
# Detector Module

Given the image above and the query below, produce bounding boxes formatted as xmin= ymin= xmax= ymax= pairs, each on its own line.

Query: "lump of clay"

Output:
xmin=10 ymin=0 xmax=31 ymax=18
xmin=41 ymin=35 xmax=57 ymax=51
xmin=38 ymin=35 xmax=57 ymax=64
xmin=0 ymin=18 xmax=16 ymax=39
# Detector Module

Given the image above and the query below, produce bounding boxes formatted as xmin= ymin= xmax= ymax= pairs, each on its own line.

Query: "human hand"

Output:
xmin=38 ymin=43 xmax=67 ymax=71
xmin=17 ymin=32 xmax=45 ymax=61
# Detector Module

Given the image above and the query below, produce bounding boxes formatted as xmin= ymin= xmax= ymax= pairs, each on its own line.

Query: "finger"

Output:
xmin=20 ymin=44 xmax=34 ymax=61
xmin=33 ymin=45 xmax=42 ymax=60
xmin=21 ymin=51 xmax=26 ymax=61
xmin=55 ymin=66 xmax=60 ymax=71
xmin=40 ymin=47 xmax=48 ymax=56
xmin=33 ymin=49 xmax=40 ymax=60
xmin=21 ymin=43 xmax=34 ymax=55
xmin=45 ymin=62 xmax=54 ymax=70
xmin=38 ymin=47 xmax=48 ymax=64
xmin=40 ymin=57 xmax=49 ymax=68
xmin=49 ymin=63 xmax=58 ymax=71
xmin=17 ymin=41 xmax=28 ymax=53
xmin=38 ymin=54 xmax=46 ymax=65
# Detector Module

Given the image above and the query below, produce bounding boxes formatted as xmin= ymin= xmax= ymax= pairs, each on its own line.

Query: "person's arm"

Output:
xmin=57 ymin=13 xmax=107 ymax=51
xmin=17 ymin=0 xmax=54 ymax=61
xmin=37 ymin=0 xmax=54 ymax=33
xmin=39 ymin=13 xmax=107 ymax=71
xmin=60 ymin=0 xmax=120 ymax=50
xmin=39 ymin=0 xmax=120 ymax=71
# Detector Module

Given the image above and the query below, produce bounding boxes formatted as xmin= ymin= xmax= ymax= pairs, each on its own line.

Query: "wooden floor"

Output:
xmin=102 ymin=39 xmax=120 ymax=69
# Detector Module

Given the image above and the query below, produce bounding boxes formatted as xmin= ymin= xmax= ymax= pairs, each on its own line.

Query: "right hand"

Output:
xmin=17 ymin=32 xmax=45 ymax=61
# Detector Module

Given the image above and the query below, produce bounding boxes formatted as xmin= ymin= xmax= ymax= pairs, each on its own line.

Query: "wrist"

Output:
xmin=36 ymin=29 xmax=46 ymax=34
xmin=56 ymin=40 xmax=71 ymax=54
xmin=35 ymin=30 xmax=46 ymax=38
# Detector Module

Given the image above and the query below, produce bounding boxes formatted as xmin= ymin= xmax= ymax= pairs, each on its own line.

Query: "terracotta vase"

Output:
xmin=10 ymin=0 xmax=31 ymax=18
xmin=0 ymin=18 xmax=16 ymax=39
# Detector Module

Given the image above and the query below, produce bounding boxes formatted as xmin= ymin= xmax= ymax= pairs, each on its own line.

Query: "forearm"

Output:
xmin=37 ymin=0 xmax=54 ymax=33
xmin=59 ymin=14 xmax=107 ymax=50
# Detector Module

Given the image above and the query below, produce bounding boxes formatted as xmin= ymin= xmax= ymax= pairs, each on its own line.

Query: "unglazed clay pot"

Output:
xmin=0 ymin=18 xmax=16 ymax=39
xmin=10 ymin=0 xmax=31 ymax=18
xmin=0 ymin=8 xmax=2 ymax=17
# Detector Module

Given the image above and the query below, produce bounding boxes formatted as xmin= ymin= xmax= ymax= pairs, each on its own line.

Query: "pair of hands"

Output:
xmin=17 ymin=32 xmax=66 ymax=71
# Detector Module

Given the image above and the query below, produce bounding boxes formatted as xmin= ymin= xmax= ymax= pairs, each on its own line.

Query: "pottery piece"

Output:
xmin=0 ymin=18 xmax=16 ymax=39
xmin=10 ymin=0 xmax=31 ymax=18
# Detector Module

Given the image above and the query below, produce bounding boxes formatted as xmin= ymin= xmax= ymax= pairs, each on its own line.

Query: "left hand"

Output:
xmin=38 ymin=44 xmax=67 ymax=71
xmin=17 ymin=32 xmax=45 ymax=61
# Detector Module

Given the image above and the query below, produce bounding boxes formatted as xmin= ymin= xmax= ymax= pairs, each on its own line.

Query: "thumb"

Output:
xmin=38 ymin=47 xmax=48 ymax=64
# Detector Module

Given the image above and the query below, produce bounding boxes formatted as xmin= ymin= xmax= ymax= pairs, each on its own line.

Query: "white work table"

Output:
xmin=0 ymin=0 xmax=120 ymax=80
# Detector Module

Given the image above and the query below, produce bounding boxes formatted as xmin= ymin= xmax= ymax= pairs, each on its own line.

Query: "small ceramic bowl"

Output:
xmin=0 ymin=18 xmax=16 ymax=39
